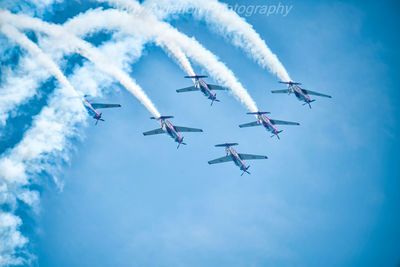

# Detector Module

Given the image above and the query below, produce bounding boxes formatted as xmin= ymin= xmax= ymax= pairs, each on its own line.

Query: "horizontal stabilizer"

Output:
xmin=174 ymin=126 xmax=203 ymax=133
xmin=185 ymin=75 xmax=208 ymax=79
xmin=91 ymin=103 xmax=121 ymax=109
xmin=215 ymin=143 xmax=238 ymax=147
xmin=150 ymin=116 xmax=174 ymax=120
xmin=247 ymin=111 xmax=270 ymax=115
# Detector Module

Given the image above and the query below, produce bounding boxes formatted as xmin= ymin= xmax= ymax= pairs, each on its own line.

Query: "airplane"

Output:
xmin=208 ymin=143 xmax=268 ymax=176
xmin=271 ymin=81 xmax=332 ymax=108
xmin=177 ymin=75 xmax=228 ymax=105
xmin=239 ymin=111 xmax=300 ymax=139
xmin=143 ymin=116 xmax=203 ymax=148
xmin=82 ymin=97 xmax=121 ymax=125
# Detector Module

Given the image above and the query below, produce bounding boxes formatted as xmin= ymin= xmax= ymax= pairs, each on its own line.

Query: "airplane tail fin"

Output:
xmin=211 ymin=95 xmax=221 ymax=106
xmin=177 ymin=138 xmax=187 ymax=149
xmin=95 ymin=113 xmax=104 ymax=125
xmin=303 ymin=100 xmax=316 ymax=109
xmin=241 ymin=166 xmax=251 ymax=176
xmin=151 ymin=115 xmax=174 ymax=120
xmin=215 ymin=143 xmax=238 ymax=147
xmin=271 ymin=130 xmax=283 ymax=139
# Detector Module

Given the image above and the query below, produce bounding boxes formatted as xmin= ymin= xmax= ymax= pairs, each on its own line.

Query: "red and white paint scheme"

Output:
xmin=177 ymin=75 xmax=228 ymax=106
xmin=208 ymin=143 xmax=268 ymax=176
xmin=272 ymin=81 xmax=331 ymax=108
xmin=239 ymin=111 xmax=299 ymax=139
xmin=143 ymin=116 xmax=203 ymax=148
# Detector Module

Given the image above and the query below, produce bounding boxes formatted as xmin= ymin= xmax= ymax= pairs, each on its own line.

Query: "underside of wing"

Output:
xmin=176 ymin=86 xmax=200 ymax=93
xmin=271 ymin=89 xmax=290 ymax=94
xmin=207 ymin=84 xmax=229 ymax=91
xmin=302 ymin=89 xmax=332 ymax=98
xmin=269 ymin=119 xmax=300 ymax=126
xmin=238 ymin=153 xmax=268 ymax=160
xmin=239 ymin=121 xmax=260 ymax=128
xmin=174 ymin=126 xmax=203 ymax=133
xmin=208 ymin=155 xmax=233 ymax=164
xmin=91 ymin=103 xmax=121 ymax=109
xmin=143 ymin=128 xmax=165 ymax=136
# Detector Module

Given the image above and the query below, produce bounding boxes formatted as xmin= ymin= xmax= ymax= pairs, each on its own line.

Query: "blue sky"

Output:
xmin=1 ymin=0 xmax=399 ymax=266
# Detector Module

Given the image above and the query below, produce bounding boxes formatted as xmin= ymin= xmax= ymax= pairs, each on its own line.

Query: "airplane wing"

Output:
xmin=174 ymin=126 xmax=203 ymax=133
xmin=176 ymin=86 xmax=200 ymax=93
xmin=301 ymin=89 xmax=332 ymax=98
xmin=143 ymin=128 xmax=165 ymax=136
xmin=91 ymin=103 xmax=121 ymax=109
xmin=269 ymin=119 xmax=300 ymax=126
xmin=207 ymin=84 xmax=229 ymax=91
xmin=271 ymin=89 xmax=290 ymax=94
xmin=238 ymin=154 xmax=268 ymax=160
xmin=208 ymin=155 xmax=233 ymax=165
xmin=239 ymin=121 xmax=260 ymax=128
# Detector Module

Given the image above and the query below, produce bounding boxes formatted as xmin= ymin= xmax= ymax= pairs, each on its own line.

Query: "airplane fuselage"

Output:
xmin=160 ymin=119 xmax=183 ymax=144
xmin=257 ymin=114 xmax=279 ymax=136
xmin=227 ymin=147 xmax=248 ymax=172
xmin=289 ymin=84 xmax=312 ymax=104
xmin=83 ymin=99 xmax=101 ymax=120
xmin=196 ymin=79 xmax=217 ymax=101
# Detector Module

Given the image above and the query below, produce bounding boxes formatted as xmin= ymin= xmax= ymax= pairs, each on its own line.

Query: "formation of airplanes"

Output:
xmin=83 ymin=76 xmax=331 ymax=175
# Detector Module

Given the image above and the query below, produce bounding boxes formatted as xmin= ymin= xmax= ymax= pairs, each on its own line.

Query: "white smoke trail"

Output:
xmin=0 ymin=2 xmax=270 ymax=262
xmin=65 ymin=6 xmax=259 ymax=112
xmin=97 ymin=0 xmax=196 ymax=81
xmin=0 ymin=32 xmax=147 ymax=266
xmin=144 ymin=0 xmax=292 ymax=82
xmin=0 ymin=86 xmax=85 ymax=266
xmin=0 ymin=23 xmax=86 ymax=267
xmin=0 ymin=24 xmax=84 ymax=182
xmin=0 ymin=9 xmax=161 ymax=118
xmin=0 ymin=33 xmax=144 ymax=126
xmin=0 ymin=56 xmax=50 ymax=126
xmin=163 ymin=42 xmax=196 ymax=79
xmin=0 ymin=24 xmax=79 ymax=98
